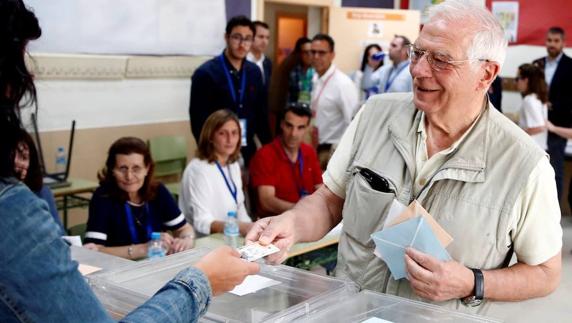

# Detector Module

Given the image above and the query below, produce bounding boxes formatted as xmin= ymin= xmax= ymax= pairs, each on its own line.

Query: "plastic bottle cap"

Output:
xmin=227 ymin=211 xmax=237 ymax=218
xmin=151 ymin=232 xmax=161 ymax=240
xmin=57 ymin=147 xmax=65 ymax=152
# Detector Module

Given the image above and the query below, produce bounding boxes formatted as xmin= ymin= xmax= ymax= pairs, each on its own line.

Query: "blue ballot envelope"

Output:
xmin=371 ymin=216 xmax=451 ymax=280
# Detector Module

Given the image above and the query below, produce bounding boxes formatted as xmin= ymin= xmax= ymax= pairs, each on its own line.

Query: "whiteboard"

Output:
xmin=27 ymin=0 xmax=226 ymax=56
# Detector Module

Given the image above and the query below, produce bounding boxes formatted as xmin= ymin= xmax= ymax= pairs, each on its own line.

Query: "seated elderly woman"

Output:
xmin=84 ymin=137 xmax=195 ymax=259
xmin=179 ymin=109 xmax=253 ymax=236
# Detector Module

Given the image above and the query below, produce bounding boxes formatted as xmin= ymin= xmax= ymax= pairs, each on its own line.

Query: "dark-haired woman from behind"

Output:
xmin=84 ymin=137 xmax=196 ymax=259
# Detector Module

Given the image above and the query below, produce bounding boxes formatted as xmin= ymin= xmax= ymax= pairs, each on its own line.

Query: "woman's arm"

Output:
xmin=547 ymin=120 xmax=572 ymax=139
xmin=169 ymin=223 xmax=196 ymax=254
xmin=84 ymin=242 xmax=148 ymax=260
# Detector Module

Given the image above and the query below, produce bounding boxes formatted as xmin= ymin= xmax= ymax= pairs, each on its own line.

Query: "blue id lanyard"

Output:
xmin=384 ymin=61 xmax=410 ymax=92
xmin=282 ymin=147 xmax=308 ymax=198
xmin=219 ymin=54 xmax=247 ymax=109
xmin=124 ymin=202 xmax=152 ymax=244
xmin=215 ymin=161 xmax=238 ymax=204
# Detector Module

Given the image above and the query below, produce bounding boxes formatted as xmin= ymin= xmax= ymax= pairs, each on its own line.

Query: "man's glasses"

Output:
xmin=409 ymin=45 xmax=489 ymax=72
xmin=113 ymin=166 xmax=146 ymax=178
xmin=229 ymin=34 xmax=253 ymax=45
xmin=310 ymin=49 xmax=330 ymax=57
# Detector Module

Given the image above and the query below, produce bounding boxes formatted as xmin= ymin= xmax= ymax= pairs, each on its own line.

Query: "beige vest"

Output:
xmin=336 ymin=92 xmax=545 ymax=314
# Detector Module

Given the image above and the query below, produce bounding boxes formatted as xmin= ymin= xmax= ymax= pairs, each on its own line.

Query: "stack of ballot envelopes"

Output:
xmin=371 ymin=200 xmax=453 ymax=280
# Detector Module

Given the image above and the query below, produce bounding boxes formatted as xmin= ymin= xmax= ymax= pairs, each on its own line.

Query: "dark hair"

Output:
xmin=226 ymin=15 xmax=255 ymax=36
xmin=1 ymin=0 xmax=42 ymax=179
xmin=395 ymin=35 xmax=412 ymax=47
xmin=253 ymin=21 xmax=269 ymax=31
xmin=547 ymin=26 xmax=565 ymax=39
xmin=282 ymin=102 xmax=312 ymax=121
xmin=518 ymin=63 xmax=549 ymax=104
xmin=312 ymin=34 xmax=335 ymax=52
xmin=294 ymin=37 xmax=311 ymax=54
xmin=360 ymin=44 xmax=383 ymax=72
xmin=98 ymin=137 xmax=159 ymax=202
xmin=14 ymin=128 xmax=43 ymax=191
xmin=196 ymin=110 xmax=242 ymax=164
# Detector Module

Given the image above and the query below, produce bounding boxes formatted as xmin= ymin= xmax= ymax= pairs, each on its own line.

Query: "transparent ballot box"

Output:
xmin=88 ymin=248 xmax=356 ymax=322
xmin=290 ymin=290 xmax=500 ymax=323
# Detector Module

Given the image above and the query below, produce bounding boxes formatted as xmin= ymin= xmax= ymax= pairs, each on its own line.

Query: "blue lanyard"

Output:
xmin=124 ymin=202 xmax=152 ymax=244
xmin=219 ymin=54 xmax=247 ymax=109
xmin=294 ymin=150 xmax=307 ymax=197
xmin=384 ymin=61 xmax=410 ymax=92
xmin=215 ymin=161 xmax=238 ymax=204
xmin=283 ymin=146 xmax=307 ymax=197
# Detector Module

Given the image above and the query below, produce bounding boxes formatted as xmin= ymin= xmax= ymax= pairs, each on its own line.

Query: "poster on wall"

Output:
xmin=368 ymin=22 xmax=384 ymax=38
xmin=26 ymin=0 xmax=226 ymax=56
xmin=492 ymin=1 xmax=519 ymax=43
xmin=409 ymin=0 xmax=445 ymax=13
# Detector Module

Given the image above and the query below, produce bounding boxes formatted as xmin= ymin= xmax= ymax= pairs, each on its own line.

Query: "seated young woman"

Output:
xmin=84 ymin=137 xmax=195 ymax=259
xmin=179 ymin=110 xmax=253 ymax=236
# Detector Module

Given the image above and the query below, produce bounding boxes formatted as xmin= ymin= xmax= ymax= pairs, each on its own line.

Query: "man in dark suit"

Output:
xmin=189 ymin=16 xmax=271 ymax=165
xmin=533 ymin=26 xmax=572 ymax=206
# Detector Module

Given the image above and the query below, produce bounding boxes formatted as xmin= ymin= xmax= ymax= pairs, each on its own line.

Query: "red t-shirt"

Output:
xmin=250 ymin=138 xmax=323 ymax=217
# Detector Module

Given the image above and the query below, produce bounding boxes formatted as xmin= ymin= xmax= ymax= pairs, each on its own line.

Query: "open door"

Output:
xmin=275 ymin=13 xmax=307 ymax=65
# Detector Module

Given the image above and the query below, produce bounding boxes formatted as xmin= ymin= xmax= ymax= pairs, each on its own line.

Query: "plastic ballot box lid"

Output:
xmin=88 ymin=248 xmax=357 ymax=322
xmin=287 ymin=290 xmax=501 ymax=323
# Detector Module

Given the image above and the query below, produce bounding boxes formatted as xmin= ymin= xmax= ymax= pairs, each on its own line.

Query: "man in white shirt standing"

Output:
xmin=310 ymin=34 xmax=359 ymax=170
xmin=377 ymin=35 xmax=413 ymax=93
xmin=247 ymin=21 xmax=272 ymax=89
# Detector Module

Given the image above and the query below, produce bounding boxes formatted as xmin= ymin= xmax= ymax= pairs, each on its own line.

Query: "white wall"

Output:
xmin=26 ymin=79 xmax=191 ymax=132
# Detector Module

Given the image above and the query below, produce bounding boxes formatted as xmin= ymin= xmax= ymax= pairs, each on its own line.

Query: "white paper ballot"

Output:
xmin=229 ymin=275 xmax=281 ymax=296
xmin=78 ymin=264 xmax=102 ymax=276
xmin=62 ymin=236 xmax=82 ymax=247
xmin=361 ymin=317 xmax=394 ymax=323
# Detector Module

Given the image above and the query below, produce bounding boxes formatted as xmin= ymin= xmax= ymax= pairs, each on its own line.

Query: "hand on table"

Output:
xmin=169 ymin=236 xmax=194 ymax=254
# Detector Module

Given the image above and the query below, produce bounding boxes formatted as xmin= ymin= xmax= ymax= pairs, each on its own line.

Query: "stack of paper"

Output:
xmin=370 ymin=200 xmax=453 ymax=280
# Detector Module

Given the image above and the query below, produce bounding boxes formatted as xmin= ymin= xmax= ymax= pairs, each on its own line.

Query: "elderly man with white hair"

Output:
xmin=246 ymin=0 xmax=562 ymax=314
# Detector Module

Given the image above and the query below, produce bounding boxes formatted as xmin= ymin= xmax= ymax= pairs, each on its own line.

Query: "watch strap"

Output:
xmin=471 ymin=268 xmax=484 ymax=300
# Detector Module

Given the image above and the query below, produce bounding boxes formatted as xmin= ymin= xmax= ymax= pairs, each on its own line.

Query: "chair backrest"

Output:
xmin=148 ymin=136 xmax=188 ymax=179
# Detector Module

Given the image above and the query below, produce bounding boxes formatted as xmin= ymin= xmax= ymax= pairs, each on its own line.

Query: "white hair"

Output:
xmin=426 ymin=0 xmax=507 ymax=69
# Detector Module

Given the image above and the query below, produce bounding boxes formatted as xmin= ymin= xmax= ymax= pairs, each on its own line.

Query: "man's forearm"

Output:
xmin=260 ymin=195 xmax=295 ymax=215
xmin=290 ymin=185 xmax=344 ymax=243
xmin=483 ymin=253 xmax=561 ymax=301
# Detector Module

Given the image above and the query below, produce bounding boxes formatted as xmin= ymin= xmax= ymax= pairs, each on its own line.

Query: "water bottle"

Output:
xmin=55 ymin=146 xmax=66 ymax=173
xmin=224 ymin=211 xmax=239 ymax=249
xmin=147 ymin=232 xmax=166 ymax=259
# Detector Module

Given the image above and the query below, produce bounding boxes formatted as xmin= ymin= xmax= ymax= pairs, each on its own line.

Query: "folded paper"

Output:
xmin=371 ymin=216 xmax=451 ymax=280
xmin=388 ymin=200 xmax=453 ymax=247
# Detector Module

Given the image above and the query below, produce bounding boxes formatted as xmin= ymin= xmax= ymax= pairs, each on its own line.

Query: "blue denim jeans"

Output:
xmin=0 ymin=179 xmax=211 ymax=323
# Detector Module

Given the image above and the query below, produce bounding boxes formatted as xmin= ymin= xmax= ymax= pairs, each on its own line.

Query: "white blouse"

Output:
xmin=179 ymin=158 xmax=250 ymax=236
xmin=519 ymin=93 xmax=547 ymax=150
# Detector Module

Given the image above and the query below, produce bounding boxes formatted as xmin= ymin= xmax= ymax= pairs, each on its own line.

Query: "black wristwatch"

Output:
xmin=462 ymin=268 xmax=484 ymax=307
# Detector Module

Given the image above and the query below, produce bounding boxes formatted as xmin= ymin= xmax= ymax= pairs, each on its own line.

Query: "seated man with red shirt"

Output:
xmin=250 ymin=103 xmax=322 ymax=218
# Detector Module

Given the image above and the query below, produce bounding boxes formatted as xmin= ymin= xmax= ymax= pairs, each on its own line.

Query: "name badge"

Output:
xmin=240 ymin=118 xmax=247 ymax=147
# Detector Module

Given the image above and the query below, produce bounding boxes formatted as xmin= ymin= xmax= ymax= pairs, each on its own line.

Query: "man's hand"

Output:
xmin=160 ymin=232 xmax=175 ymax=251
xmin=404 ymin=247 xmax=474 ymax=301
xmin=194 ymin=246 xmax=260 ymax=296
xmin=245 ymin=212 xmax=297 ymax=264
